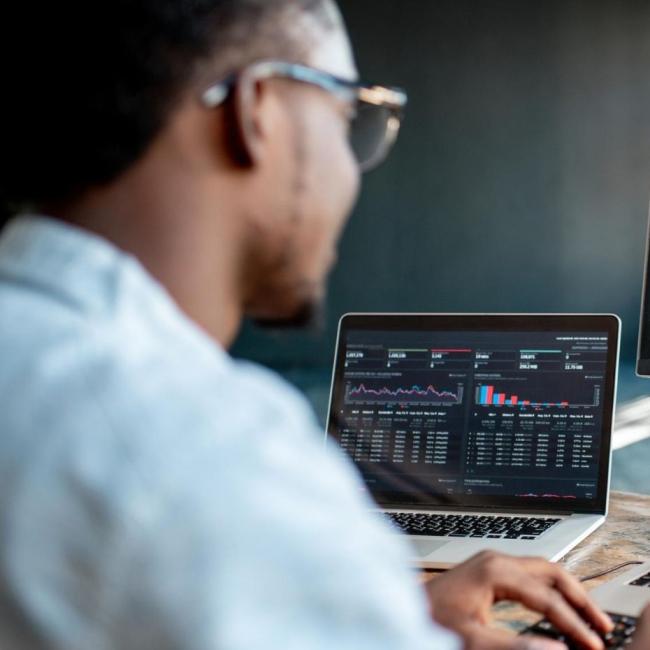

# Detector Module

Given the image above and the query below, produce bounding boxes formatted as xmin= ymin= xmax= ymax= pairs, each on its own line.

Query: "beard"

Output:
xmin=252 ymin=295 xmax=326 ymax=332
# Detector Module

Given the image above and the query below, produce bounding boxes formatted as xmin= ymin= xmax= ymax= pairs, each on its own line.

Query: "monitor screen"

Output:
xmin=327 ymin=314 xmax=620 ymax=514
xmin=637 ymin=210 xmax=650 ymax=376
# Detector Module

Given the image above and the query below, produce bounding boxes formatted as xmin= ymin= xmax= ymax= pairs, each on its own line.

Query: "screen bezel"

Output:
xmin=327 ymin=313 xmax=620 ymax=515
xmin=636 ymin=205 xmax=650 ymax=376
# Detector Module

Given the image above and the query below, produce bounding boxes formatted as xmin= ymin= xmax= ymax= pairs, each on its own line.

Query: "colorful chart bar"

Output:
xmin=477 ymin=385 xmax=571 ymax=408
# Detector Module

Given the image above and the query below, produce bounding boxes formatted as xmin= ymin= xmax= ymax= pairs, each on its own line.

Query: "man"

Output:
xmin=0 ymin=1 xmax=647 ymax=648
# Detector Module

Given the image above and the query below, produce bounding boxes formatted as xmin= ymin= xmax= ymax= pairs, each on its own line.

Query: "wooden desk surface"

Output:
xmin=422 ymin=491 xmax=650 ymax=633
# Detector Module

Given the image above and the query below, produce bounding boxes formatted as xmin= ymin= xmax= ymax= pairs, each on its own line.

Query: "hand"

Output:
xmin=629 ymin=605 xmax=650 ymax=650
xmin=425 ymin=551 xmax=613 ymax=650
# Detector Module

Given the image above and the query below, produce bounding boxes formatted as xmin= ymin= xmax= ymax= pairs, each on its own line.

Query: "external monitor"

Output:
xmin=637 ymin=207 xmax=650 ymax=376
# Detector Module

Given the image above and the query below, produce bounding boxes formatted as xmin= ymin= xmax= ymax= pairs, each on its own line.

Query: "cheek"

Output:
xmin=310 ymin=117 xmax=360 ymax=227
xmin=276 ymin=105 xmax=361 ymax=283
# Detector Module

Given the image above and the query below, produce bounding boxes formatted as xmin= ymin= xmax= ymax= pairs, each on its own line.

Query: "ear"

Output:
xmin=225 ymin=70 xmax=273 ymax=168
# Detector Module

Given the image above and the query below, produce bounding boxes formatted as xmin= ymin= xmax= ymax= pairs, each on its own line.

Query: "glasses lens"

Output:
xmin=348 ymin=103 xmax=398 ymax=172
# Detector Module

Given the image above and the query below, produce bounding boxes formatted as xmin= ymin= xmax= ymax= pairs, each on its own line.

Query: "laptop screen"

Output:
xmin=327 ymin=314 xmax=620 ymax=514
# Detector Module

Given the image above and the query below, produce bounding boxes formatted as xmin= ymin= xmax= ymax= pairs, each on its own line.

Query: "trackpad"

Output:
xmin=410 ymin=539 xmax=448 ymax=558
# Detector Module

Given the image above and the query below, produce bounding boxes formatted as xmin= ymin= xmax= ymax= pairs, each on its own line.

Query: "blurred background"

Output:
xmin=232 ymin=0 xmax=650 ymax=491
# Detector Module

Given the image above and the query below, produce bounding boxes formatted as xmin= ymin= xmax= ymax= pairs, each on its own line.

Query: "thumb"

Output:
xmin=462 ymin=625 xmax=567 ymax=650
xmin=512 ymin=637 xmax=567 ymax=650
xmin=629 ymin=604 xmax=650 ymax=650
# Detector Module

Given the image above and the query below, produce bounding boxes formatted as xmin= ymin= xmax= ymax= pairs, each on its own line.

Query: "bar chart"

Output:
xmin=475 ymin=383 xmax=599 ymax=409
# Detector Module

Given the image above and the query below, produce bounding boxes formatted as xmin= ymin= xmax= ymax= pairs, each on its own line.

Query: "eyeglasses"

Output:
xmin=201 ymin=60 xmax=407 ymax=173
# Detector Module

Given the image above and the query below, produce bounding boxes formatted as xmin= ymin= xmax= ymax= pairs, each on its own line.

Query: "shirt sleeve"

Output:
xmin=103 ymin=362 xmax=460 ymax=650
xmin=0 ymin=351 xmax=459 ymax=650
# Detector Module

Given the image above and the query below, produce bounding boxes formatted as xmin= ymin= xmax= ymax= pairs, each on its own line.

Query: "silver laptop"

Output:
xmin=591 ymin=562 xmax=650 ymax=617
xmin=326 ymin=313 xmax=620 ymax=569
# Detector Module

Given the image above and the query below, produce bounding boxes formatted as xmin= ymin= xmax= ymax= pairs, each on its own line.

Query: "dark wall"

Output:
xmin=233 ymin=1 xmax=650 ymax=404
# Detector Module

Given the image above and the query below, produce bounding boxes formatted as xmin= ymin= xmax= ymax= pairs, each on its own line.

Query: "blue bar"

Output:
xmin=493 ymin=395 xmax=500 ymax=405
xmin=479 ymin=385 xmax=488 ymax=405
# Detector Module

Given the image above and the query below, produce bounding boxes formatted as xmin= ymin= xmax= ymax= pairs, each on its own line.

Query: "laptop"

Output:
xmin=522 ymin=562 xmax=650 ymax=646
xmin=590 ymin=561 xmax=650 ymax=617
xmin=326 ymin=313 xmax=620 ymax=569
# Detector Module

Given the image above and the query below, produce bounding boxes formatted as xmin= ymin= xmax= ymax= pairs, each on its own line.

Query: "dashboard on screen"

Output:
xmin=327 ymin=315 xmax=619 ymax=514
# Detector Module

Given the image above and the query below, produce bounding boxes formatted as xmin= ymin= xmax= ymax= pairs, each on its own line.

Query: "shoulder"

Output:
xmin=1 ymin=318 xmax=452 ymax=649
xmin=74 ymin=327 xmax=331 ymax=510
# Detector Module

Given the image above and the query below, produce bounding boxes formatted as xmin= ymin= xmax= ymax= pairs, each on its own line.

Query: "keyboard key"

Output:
xmin=522 ymin=612 xmax=637 ymax=650
xmin=386 ymin=512 xmax=559 ymax=539
xmin=630 ymin=571 xmax=650 ymax=587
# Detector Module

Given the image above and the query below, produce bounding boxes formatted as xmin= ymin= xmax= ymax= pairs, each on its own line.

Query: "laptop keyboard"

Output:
xmin=386 ymin=512 xmax=560 ymax=539
xmin=522 ymin=613 xmax=637 ymax=649
xmin=631 ymin=571 xmax=650 ymax=587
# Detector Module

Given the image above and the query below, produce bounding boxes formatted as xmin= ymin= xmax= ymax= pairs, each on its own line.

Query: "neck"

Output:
xmin=45 ymin=158 xmax=246 ymax=349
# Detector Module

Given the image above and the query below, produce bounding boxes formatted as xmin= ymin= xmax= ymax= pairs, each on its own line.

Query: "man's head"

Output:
xmin=2 ymin=0 xmax=402 ymax=342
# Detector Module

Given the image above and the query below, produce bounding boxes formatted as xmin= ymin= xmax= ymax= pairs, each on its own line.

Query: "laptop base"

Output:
xmin=389 ymin=511 xmax=606 ymax=569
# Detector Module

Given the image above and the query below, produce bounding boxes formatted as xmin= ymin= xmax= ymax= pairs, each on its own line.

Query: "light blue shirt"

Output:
xmin=0 ymin=215 xmax=458 ymax=650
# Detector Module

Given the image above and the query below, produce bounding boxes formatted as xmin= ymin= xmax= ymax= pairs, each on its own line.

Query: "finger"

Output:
xmin=514 ymin=637 xmax=568 ymax=650
xmin=639 ymin=603 xmax=650 ymax=627
xmin=550 ymin=570 xmax=612 ymax=633
xmin=629 ymin=604 xmax=650 ymax=650
xmin=461 ymin=624 xmax=567 ymax=650
xmin=517 ymin=559 xmax=612 ymax=633
xmin=492 ymin=570 xmax=604 ymax=650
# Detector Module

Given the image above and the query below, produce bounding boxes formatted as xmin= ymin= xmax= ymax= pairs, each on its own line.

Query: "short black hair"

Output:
xmin=0 ymin=0 xmax=333 ymax=220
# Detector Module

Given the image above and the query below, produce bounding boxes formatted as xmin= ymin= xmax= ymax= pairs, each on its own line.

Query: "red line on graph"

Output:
xmin=430 ymin=349 xmax=472 ymax=352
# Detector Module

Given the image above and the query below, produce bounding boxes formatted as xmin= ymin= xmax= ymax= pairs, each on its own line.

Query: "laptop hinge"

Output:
xmin=376 ymin=503 xmax=592 ymax=516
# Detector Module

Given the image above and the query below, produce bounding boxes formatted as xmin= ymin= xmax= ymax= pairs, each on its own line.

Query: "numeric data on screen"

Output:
xmin=332 ymin=330 xmax=609 ymax=500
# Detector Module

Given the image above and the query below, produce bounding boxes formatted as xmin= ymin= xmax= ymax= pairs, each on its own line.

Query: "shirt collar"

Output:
xmin=0 ymin=214 xmax=155 ymax=313
xmin=0 ymin=215 xmax=227 ymax=366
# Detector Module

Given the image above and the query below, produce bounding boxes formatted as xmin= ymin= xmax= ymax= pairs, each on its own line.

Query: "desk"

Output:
xmin=422 ymin=492 xmax=650 ymax=633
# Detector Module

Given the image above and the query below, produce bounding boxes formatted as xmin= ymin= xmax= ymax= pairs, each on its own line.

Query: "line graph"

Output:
xmin=345 ymin=380 xmax=464 ymax=405
xmin=516 ymin=493 xmax=577 ymax=499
